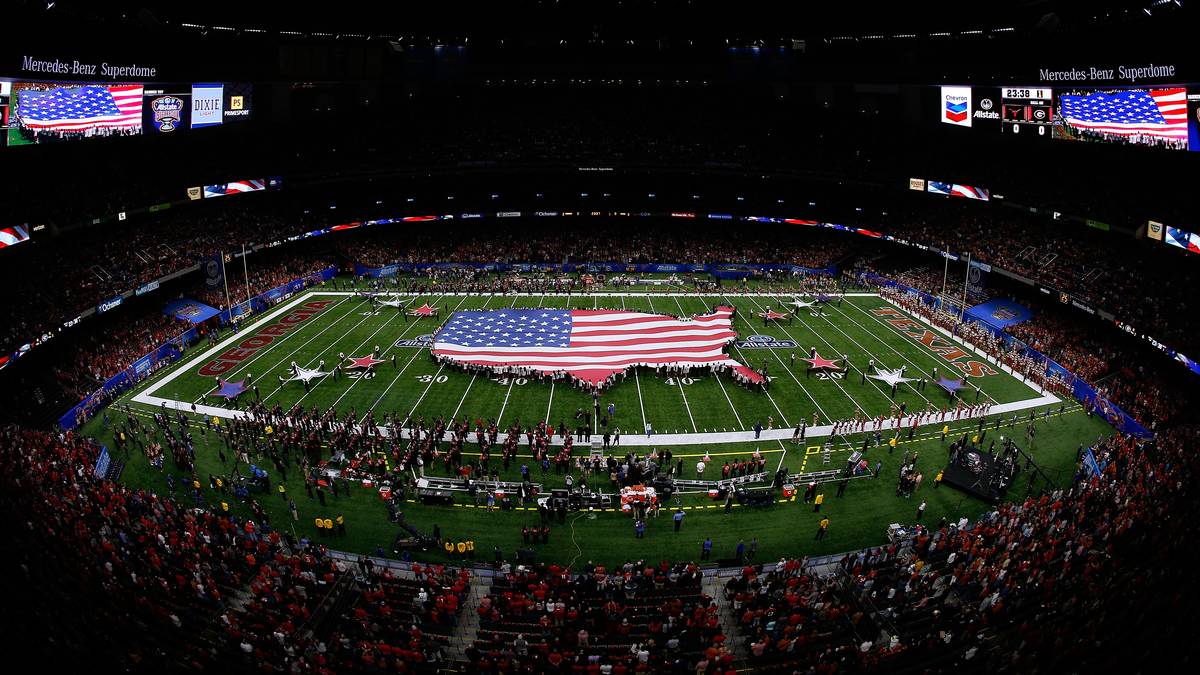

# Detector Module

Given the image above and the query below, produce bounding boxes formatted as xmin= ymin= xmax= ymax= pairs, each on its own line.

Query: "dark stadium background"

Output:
xmin=0 ymin=1 xmax=1197 ymax=671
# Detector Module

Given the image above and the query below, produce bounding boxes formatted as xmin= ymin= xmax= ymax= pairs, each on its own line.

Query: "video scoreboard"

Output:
xmin=1000 ymin=87 xmax=1053 ymax=137
xmin=941 ymin=83 xmax=1197 ymax=151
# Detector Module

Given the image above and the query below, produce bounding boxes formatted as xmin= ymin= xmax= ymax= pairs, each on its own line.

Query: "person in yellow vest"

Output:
xmin=323 ymin=518 xmax=333 ymax=535
xmin=221 ymin=501 xmax=229 ymax=512
xmin=888 ymin=437 xmax=897 ymax=451
xmin=265 ymin=425 xmax=273 ymax=435
xmin=215 ymin=476 xmax=225 ymax=493
xmin=278 ymin=483 xmax=288 ymax=501
xmin=456 ymin=541 xmax=467 ymax=558
xmin=314 ymin=517 xmax=325 ymax=535
xmin=941 ymin=425 xmax=949 ymax=442
xmin=813 ymin=492 xmax=825 ymax=512
xmin=444 ymin=540 xmax=454 ymax=556
xmin=336 ymin=514 xmax=346 ymax=536
xmin=465 ymin=539 xmax=475 ymax=559
xmin=935 ymin=469 xmax=944 ymax=489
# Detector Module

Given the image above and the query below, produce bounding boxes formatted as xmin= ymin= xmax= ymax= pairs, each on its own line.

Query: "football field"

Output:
xmin=94 ymin=285 xmax=1112 ymax=566
xmin=135 ymin=289 xmax=1053 ymax=442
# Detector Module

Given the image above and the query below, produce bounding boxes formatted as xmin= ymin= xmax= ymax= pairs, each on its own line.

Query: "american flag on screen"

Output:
xmin=1059 ymin=88 xmax=1187 ymax=141
xmin=203 ymin=179 xmax=266 ymax=198
xmin=16 ymin=85 xmax=143 ymax=133
xmin=0 ymin=225 xmax=31 ymax=249
xmin=433 ymin=306 xmax=753 ymax=385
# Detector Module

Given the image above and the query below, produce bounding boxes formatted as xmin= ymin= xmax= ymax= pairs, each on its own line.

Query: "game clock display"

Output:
xmin=1001 ymin=87 xmax=1054 ymax=138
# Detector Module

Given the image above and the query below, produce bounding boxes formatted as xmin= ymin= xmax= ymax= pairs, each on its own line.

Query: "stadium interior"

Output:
xmin=0 ymin=0 xmax=1197 ymax=671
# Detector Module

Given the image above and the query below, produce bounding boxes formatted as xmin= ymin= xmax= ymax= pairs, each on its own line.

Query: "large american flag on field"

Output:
xmin=16 ymin=84 xmax=144 ymax=133
xmin=1059 ymin=87 xmax=1187 ymax=141
xmin=432 ymin=306 xmax=756 ymax=385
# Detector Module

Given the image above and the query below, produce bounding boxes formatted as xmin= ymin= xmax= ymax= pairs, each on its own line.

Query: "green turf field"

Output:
xmin=80 ymin=282 xmax=1114 ymax=568
xmin=145 ymin=290 xmax=1042 ymax=434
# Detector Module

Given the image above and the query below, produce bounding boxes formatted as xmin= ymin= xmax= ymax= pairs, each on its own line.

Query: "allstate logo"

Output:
xmin=737 ymin=334 xmax=798 ymax=349
xmin=151 ymin=96 xmax=184 ymax=132
xmin=395 ymin=334 xmax=433 ymax=348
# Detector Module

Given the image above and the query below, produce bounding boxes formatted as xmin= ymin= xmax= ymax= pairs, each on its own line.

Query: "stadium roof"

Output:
xmin=25 ymin=0 xmax=1188 ymax=44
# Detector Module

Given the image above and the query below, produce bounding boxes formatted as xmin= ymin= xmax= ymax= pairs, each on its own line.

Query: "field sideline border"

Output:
xmin=132 ymin=290 xmax=1059 ymax=446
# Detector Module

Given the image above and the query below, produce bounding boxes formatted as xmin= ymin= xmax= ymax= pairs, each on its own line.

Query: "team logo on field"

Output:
xmin=395 ymin=334 xmax=434 ymax=348
xmin=736 ymin=334 xmax=798 ymax=349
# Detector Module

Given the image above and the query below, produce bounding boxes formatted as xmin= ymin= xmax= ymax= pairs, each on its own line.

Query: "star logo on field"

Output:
xmin=868 ymin=367 xmax=916 ymax=387
xmin=408 ymin=303 xmax=438 ymax=317
xmin=757 ymin=310 xmax=789 ymax=320
xmin=346 ymin=355 xmax=386 ymax=369
xmin=801 ymin=352 xmax=841 ymax=370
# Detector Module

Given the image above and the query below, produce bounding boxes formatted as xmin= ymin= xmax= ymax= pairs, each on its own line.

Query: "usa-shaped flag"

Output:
xmin=432 ymin=306 xmax=763 ymax=386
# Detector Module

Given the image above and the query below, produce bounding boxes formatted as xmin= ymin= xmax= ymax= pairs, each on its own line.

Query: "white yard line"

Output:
xmin=677 ymin=378 xmax=698 ymax=432
xmin=408 ymin=363 xmax=448 ymax=417
xmin=720 ymin=303 xmax=792 ymax=429
xmin=633 ymin=369 xmax=648 ymax=435
xmin=492 ymin=293 xmax=528 ymax=425
xmin=725 ymin=294 xmax=831 ymax=421
xmin=673 ymin=294 xmax=748 ymax=429
xmin=134 ymin=292 xmax=338 ymax=408
xmin=369 ymin=294 xmax=466 ymax=412
xmin=838 ymin=298 xmax=1029 ymax=401
xmin=290 ymin=306 xmax=408 ymax=408
xmin=197 ymin=295 xmax=358 ymax=395
xmin=713 ymin=373 xmax=745 ymax=429
xmin=544 ymin=380 xmax=555 ymax=425
xmin=452 ymin=374 xmax=479 ymax=422
xmin=327 ymin=297 xmax=443 ymax=410
xmin=497 ymin=377 xmax=518 ymax=425
xmin=783 ymin=295 xmax=937 ymax=408
xmin=646 ymin=293 xmax=697 ymax=428
xmin=742 ymin=294 xmax=869 ymax=417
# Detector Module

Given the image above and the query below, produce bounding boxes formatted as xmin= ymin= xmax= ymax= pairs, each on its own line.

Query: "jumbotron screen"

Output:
xmin=0 ymin=79 xmax=252 ymax=146
xmin=940 ymin=83 xmax=1196 ymax=151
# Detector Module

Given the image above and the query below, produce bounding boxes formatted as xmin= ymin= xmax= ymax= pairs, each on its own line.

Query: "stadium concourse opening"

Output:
xmin=1 ymin=1 xmax=1198 ymax=671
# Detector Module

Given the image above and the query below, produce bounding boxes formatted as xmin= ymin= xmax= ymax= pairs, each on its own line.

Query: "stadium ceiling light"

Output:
xmin=212 ymin=26 xmax=235 ymax=31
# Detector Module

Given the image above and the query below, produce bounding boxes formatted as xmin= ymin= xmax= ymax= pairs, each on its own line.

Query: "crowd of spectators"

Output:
xmin=872 ymin=201 xmax=1199 ymax=356
xmin=855 ymin=262 xmax=1187 ymax=428
xmin=337 ymin=226 xmax=855 ymax=270
xmin=0 ymin=423 xmax=469 ymax=672
xmin=0 ymin=203 xmax=315 ymax=356
xmin=469 ymin=559 xmax=730 ymax=673
xmin=190 ymin=250 xmax=338 ymax=311
xmin=5 ymin=415 xmax=1195 ymax=670
xmin=52 ymin=312 xmax=190 ymax=402
xmin=1006 ymin=313 xmax=1114 ymax=382
xmin=722 ymin=424 xmax=1200 ymax=672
